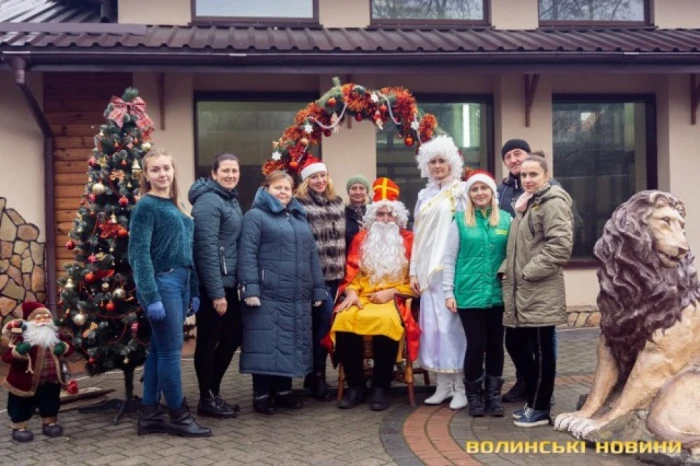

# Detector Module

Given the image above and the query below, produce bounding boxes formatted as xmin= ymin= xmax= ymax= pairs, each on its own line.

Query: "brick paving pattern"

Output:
xmin=0 ymin=328 xmax=650 ymax=465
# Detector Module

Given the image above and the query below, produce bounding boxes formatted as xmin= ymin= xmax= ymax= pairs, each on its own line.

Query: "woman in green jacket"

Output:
xmin=444 ymin=170 xmax=511 ymax=418
xmin=500 ymin=155 xmax=573 ymax=428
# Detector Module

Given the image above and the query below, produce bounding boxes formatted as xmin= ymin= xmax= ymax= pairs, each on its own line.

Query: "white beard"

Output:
xmin=23 ymin=321 xmax=60 ymax=348
xmin=360 ymin=222 xmax=408 ymax=287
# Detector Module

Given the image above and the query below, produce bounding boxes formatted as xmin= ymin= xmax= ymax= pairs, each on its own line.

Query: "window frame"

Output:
xmin=538 ymin=0 xmax=653 ymax=28
xmin=552 ymin=93 xmax=657 ymax=268
xmin=190 ymin=0 xmax=320 ymax=26
xmin=369 ymin=0 xmax=491 ymax=27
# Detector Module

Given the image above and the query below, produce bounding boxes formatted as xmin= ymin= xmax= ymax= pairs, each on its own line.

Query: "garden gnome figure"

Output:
xmin=2 ymin=302 xmax=72 ymax=443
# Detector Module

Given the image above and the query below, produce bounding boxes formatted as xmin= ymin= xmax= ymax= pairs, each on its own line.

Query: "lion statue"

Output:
xmin=554 ymin=191 xmax=700 ymax=454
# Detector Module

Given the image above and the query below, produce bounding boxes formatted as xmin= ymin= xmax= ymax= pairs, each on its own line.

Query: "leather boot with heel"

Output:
xmin=138 ymin=404 xmax=168 ymax=436
xmin=198 ymin=390 xmax=236 ymax=419
xmin=465 ymin=376 xmax=485 ymax=417
xmin=166 ymin=399 xmax=212 ymax=437
xmin=484 ymin=375 xmax=505 ymax=417
xmin=309 ymin=371 xmax=333 ymax=401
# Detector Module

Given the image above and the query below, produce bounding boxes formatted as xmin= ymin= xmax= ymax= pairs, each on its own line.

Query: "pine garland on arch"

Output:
xmin=262 ymin=77 xmax=446 ymax=177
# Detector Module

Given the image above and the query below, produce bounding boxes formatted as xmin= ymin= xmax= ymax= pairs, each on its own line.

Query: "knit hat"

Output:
xmin=346 ymin=175 xmax=371 ymax=194
xmin=464 ymin=169 xmax=498 ymax=196
xmin=300 ymin=156 xmax=328 ymax=181
xmin=22 ymin=302 xmax=52 ymax=321
xmin=372 ymin=177 xmax=400 ymax=202
xmin=416 ymin=135 xmax=464 ymax=180
xmin=501 ymin=139 xmax=531 ymax=159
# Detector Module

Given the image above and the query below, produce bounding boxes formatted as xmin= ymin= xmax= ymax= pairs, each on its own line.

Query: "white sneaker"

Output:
xmin=424 ymin=373 xmax=454 ymax=405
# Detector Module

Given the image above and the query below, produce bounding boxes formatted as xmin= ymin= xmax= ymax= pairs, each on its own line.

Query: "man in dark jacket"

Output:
xmin=497 ymin=139 xmax=561 ymax=405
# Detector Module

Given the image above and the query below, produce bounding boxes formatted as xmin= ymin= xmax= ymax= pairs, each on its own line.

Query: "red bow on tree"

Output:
xmin=108 ymin=96 xmax=155 ymax=132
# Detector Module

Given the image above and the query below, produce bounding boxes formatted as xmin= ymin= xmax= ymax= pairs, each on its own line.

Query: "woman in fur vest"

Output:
xmin=295 ymin=156 xmax=346 ymax=400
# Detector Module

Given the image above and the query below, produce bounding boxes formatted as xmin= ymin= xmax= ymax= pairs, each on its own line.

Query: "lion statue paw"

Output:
xmin=554 ymin=411 xmax=587 ymax=431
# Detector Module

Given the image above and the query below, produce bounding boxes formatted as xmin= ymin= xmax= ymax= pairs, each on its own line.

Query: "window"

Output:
xmin=195 ymin=94 xmax=319 ymax=210
xmin=539 ymin=0 xmax=649 ymax=24
xmin=193 ymin=0 xmax=316 ymax=22
xmin=371 ymin=0 xmax=487 ymax=24
xmin=552 ymin=96 xmax=656 ymax=263
xmin=376 ymin=98 xmax=493 ymax=222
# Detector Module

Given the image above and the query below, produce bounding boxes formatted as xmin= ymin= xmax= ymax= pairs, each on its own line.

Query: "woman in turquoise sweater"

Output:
xmin=128 ymin=148 xmax=210 ymax=438
xmin=443 ymin=170 xmax=511 ymax=418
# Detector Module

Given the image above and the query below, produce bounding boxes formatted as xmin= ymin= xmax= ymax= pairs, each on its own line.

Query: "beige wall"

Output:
xmin=654 ymin=0 xmax=700 ymax=28
xmin=0 ymin=71 xmax=45 ymax=239
xmin=491 ymin=0 xmax=539 ymax=29
xmin=119 ymin=0 xmax=190 ymax=25
xmin=320 ymin=0 xmax=369 ymax=27
xmin=133 ymin=73 xmax=196 ymax=210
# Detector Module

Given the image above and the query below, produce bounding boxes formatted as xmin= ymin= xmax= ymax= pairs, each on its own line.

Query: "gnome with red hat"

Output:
xmin=328 ymin=177 xmax=420 ymax=412
xmin=1 ymin=302 xmax=73 ymax=443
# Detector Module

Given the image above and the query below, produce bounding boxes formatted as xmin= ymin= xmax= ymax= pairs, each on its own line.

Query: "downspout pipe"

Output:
xmin=10 ymin=57 xmax=57 ymax=315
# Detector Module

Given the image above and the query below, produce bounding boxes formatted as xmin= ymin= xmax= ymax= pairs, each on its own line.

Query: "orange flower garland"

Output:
xmin=263 ymin=77 xmax=444 ymax=176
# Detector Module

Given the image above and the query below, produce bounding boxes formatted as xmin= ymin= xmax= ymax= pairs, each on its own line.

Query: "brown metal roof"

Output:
xmin=2 ymin=25 xmax=700 ymax=70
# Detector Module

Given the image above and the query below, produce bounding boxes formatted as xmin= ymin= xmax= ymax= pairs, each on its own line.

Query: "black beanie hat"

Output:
xmin=501 ymin=139 xmax=531 ymax=159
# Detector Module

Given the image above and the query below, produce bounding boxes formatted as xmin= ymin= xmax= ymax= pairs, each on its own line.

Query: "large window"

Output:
xmin=195 ymin=94 xmax=318 ymax=210
xmin=539 ymin=0 xmax=649 ymax=24
xmin=371 ymin=0 xmax=487 ymax=24
xmin=552 ymin=96 xmax=656 ymax=263
xmin=376 ymin=98 xmax=493 ymax=223
xmin=193 ymin=0 xmax=317 ymax=22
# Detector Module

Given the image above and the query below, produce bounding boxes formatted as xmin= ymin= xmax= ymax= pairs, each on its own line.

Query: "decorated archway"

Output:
xmin=262 ymin=77 xmax=443 ymax=176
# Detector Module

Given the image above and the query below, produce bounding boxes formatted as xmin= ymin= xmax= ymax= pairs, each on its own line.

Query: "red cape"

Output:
xmin=323 ymin=229 xmax=421 ymax=364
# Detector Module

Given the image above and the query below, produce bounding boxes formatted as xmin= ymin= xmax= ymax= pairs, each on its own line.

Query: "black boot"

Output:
xmin=369 ymin=387 xmax=390 ymax=411
xmin=502 ymin=378 xmax=526 ymax=403
xmin=138 ymin=404 xmax=168 ymax=436
xmin=41 ymin=423 xmax=64 ymax=438
xmin=11 ymin=429 xmax=33 ymax=443
xmin=484 ymin=375 xmax=505 ymax=417
xmin=275 ymin=391 xmax=303 ymax=409
xmin=338 ymin=386 xmax=364 ymax=409
xmin=166 ymin=399 xmax=212 ymax=437
xmin=198 ymin=391 xmax=236 ymax=419
xmin=310 ymin=371 xmax=333 ymax=401
xmin=213 ymin=393 xmax=240 ymax=413
xmin=465 ymin=377 xmax=485 ymax=418
xmin=253 ymin=395 xmax=276 ymax=415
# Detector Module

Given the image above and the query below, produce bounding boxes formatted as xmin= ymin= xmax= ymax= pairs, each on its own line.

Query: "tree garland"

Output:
xmin=262 ymin=77 xmax=444 ymax=176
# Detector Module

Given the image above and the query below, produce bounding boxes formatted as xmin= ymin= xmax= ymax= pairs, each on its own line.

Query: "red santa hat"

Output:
xmin=300 ymin=156 xmax=328 ymax=181
xmin=21 ymin=302 xmax=52 ymax=321
xmin=464 ymin=169 xmax=498 ymax=196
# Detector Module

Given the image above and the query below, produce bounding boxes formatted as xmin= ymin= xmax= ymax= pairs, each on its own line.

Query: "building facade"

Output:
xmin=1 ymin=0 xmax=700 ymax=313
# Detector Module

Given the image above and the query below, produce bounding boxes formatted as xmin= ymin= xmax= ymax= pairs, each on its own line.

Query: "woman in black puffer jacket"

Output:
xmin=189 ymin=153 xmax=243 ymax=419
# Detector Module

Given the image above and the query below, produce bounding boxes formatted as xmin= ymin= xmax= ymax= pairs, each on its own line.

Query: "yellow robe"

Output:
xmin=330 ymin=271 xmax=413 ymax=344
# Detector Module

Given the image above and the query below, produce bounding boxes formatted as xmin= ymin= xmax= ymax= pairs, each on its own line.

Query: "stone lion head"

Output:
xmin=594 ymin=191 xmax=700 ymax=383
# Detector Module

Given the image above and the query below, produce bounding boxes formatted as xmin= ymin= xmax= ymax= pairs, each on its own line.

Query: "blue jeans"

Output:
xmin=138 ymin=267 xmax=190 ymax=409
xmin=312 ymin=280 xmax=339 ymax=373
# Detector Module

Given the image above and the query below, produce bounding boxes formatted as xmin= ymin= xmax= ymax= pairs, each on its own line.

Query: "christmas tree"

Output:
xmin=58 ymin=88 xmax=154 ymax=408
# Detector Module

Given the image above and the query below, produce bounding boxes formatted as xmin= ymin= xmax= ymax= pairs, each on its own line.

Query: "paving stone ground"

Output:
xmin=0 ymin=328 xmax=651 ymax=465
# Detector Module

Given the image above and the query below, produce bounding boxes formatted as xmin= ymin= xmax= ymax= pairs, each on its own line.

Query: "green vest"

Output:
xmin=454 ymin=208 xmax=511 ymax=309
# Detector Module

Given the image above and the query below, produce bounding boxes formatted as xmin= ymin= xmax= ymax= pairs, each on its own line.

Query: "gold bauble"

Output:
xmin=110 ymin=213 xmax=118 ymax=224
xmin=113 ymin=288 xmax=126 ymax=300
xmin=141 ymin=141 xmax=152 ymax=151
xmin=109 ymin=247 xmax=115 ymax=253
xmin=131 ymin=159 xmax=142 ymax=176
xmin=123 ymin=357 xmax=130 ymax=365
xmin=92 ymin=182 xmax=106 ymax=195
xmin=102 ymin=282 xmax=110 ymax=291
xmin=73 ymin=313 xmax=87 ymax=326
xmin=65 ymin=277 xmax=75 ymax=290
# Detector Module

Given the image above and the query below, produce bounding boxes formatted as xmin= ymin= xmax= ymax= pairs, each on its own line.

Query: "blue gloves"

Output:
xmin=147 ymin=301 xmax=166 ymax=322
xmin=187 ymin=297 xmax=201 ymax=317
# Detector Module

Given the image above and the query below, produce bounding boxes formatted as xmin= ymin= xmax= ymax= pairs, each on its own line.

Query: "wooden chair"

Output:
xmin=336 ymin=297 xmax=430 ymax=406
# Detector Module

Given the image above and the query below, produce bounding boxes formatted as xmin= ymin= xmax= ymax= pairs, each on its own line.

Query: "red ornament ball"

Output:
xmin=88 ymin=357 xmax=95 ymax=364
xmin=121 ymin=160 xmax=127 ymax=167
xmin=88 ymin=157 xmax=97 ymax=167
xmin=327 ymin=97 xmax=336 ymax=107
xmin=66 ymin=240 xmax=75 ymax=250
xmin=323 ymin=129 xmax=332 ymax=137
xmin=380 ymin=104 xmax=388 ymax=114
xmin=87 ymin=255 xmax=97 ymax=264
xmin=85 ymin=272 xmax=96 ymax=283
xmin=404 ymin=136 xmax=415 ymax=147
xmin=118 ymin=196 xmax=129 ymax=207
xmin=355 ymin=113 xmax=363 ymax=122
xmin=66 ymin=380 xmax=79 ymax=395
xmin=88 ymin=194 xmax=96 ymax=202
xmin=106 ymin=302 xmax=116 ymax=312
xmin=117 ymin=227 xmax=129 ymax=238
xmin=289 ymin=161 xmax=299 ymax=169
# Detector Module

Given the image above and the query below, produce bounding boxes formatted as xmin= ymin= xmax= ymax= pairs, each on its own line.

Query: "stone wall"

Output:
xmin=563 ymin=306 xmax=601 ymax=328
xmin=0 ymin=198 xmax=45 ymax=322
